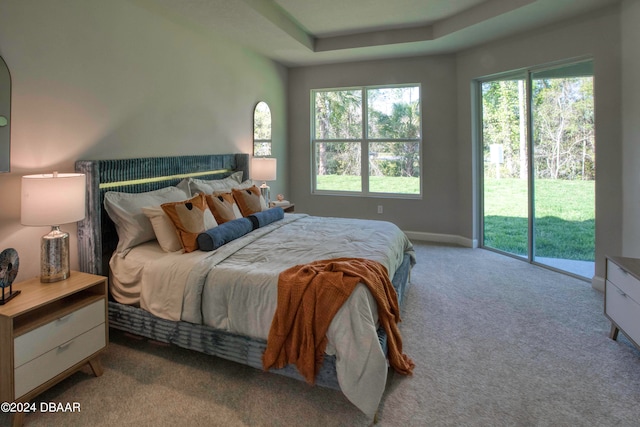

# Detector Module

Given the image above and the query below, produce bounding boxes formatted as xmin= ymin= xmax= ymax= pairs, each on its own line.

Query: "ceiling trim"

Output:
xmin=245 ymin=0 xmax=537 ymax=53
xmin=433 ymin=0 xmax=535 ymax=39
xmin=244 ymin=0 xmax=315 ymax=51
xmin=316 ymin=26 xmax=434 ymax=52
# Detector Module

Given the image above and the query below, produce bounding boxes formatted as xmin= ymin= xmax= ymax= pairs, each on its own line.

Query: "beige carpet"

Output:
xmin=3 ymin=242 xmax=640 ymax=426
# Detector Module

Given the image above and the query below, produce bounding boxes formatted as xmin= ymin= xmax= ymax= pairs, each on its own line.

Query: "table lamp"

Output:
xmin=21 ymin=172 xmax=86 ymax=283
xmin=251 ymin=157 xmax=277 ymax=206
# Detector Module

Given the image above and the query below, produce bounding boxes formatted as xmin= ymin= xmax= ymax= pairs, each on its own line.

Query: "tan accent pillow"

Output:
xmin=206 ymin=192 xmax=240 ymax=224
xmin=232 ymin=185 xmax=263 ymax=217
xmin=141 ymin=206 xmax=182 ymax=252
xmin=161 ymin=194 xmax=217 ymax=252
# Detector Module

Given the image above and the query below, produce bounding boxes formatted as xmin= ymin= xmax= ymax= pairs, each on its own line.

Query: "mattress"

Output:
xmin=109 ymin=213 xmax=415 ymax=416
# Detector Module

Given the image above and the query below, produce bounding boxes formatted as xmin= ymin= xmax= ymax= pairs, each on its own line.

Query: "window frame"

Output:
xmin=311 ymin=83 xmax=422 ymax=199
xmin=253 ymin=101 xmax=272 ymax=157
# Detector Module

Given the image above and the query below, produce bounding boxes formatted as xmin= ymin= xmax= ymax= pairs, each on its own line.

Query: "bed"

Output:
xmin=75 ymin=153 xmax=415 ymax=418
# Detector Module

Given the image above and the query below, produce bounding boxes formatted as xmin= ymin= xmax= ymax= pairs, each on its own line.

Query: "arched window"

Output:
xmin=253 ymin=101 xmax=271 ymax=156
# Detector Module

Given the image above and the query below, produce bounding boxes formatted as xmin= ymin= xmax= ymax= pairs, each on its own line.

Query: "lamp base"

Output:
xmin=259 ymin=182 xmax=271 ymax=207
xmin=40 ymin=226 xmax=71 ymax=283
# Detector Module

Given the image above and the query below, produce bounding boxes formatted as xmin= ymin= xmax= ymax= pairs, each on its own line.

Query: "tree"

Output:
xmin=367 ymin=87 xmax=420 ymax=178
xmin=532 ymin=77 xmax=594 ymax=180
xmin=482 ymin=79 xmax=526 ymax=179
xmin=482 ymin=76 xmax=594 ymax=181
xmin=314 ymin=90 xmax=361 ymax=176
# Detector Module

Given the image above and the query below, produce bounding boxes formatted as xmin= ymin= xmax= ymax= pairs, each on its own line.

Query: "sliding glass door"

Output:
xmin=481 ymin=74 xmax=529 ymax=258
xmin=480 ymin=61 xmax=595 ymax=279
xmin=530 ymin=63 xmax=595 ymax=277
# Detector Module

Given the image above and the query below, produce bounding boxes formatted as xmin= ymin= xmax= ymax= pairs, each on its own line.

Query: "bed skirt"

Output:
xmin=108 ymin=253 xmax=413 ymax=389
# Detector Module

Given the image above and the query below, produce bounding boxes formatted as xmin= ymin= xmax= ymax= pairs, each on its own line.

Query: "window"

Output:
xmin=253 ymin=101 xmax=272 ymax=156
xmin=312 ymin=85 xmax=421 ymax=196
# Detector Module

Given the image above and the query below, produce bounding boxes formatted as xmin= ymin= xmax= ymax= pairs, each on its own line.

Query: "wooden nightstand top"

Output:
xmin=0 ymin=272 xmax=106 ymax=319
xmin=270 ymin=202 xmax=294 ymax=213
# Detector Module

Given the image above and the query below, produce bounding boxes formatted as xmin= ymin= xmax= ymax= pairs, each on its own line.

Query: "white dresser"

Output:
xmin=0 ymin=271 xmax=107 ymax=427
xmin=605 ymin=256 xmax=640 ymax=349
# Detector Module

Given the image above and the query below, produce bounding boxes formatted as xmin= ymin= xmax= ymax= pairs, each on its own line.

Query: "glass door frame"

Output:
xmin=475 ymin=58 xmax=594 ymax=281
xmin=476 ymin=70 xmax=532 ymax=261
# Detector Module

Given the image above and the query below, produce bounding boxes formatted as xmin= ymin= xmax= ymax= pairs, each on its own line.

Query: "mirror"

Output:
xmin=253 ymin=101 xmax=272 ymax=156
xmin=0 ymin=55 xmax=11 ymax=173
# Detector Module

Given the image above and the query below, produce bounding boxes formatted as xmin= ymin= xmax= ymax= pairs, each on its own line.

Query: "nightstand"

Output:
xmin=0 ymin=271 xmax=108 ymax=427
xmin=605 ymin=256 xmax=640 ymax=350
xmin=270 ymin=202 xmax=295 ymax=213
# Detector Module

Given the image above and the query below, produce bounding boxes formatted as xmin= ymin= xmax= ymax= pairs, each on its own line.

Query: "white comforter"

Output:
xmin=114 ymin=214 xmax=415 ymax=417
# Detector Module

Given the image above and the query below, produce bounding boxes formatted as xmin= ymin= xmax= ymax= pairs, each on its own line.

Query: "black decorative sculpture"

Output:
xmin=0 ymin=248 xmax=20 ymax=304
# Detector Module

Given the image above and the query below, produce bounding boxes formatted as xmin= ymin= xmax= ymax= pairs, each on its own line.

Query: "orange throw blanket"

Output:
xmin=262 ymin=257 xmax=414 ymax=384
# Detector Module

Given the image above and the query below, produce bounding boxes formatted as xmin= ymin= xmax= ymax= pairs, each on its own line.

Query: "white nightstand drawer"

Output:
xmin=607 ymin=259 xmax=640 ymax=304
xmin=14 ymin=323 xmax=105 ymax=399
xmin=14 ymin=299 xmax=105 ymax=368
xmin=606 ymin=281 xmax=640 ymax=345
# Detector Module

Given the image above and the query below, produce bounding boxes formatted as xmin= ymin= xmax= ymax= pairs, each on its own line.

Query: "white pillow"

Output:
xmin=141 ymin=206 xmax=182 ymax=252
xmin=186 ymin=171 xmax=245 ymax=194
xmin=104 ymin=186 xmax=189 ymax=256
xmin=176 ymin=178 xmax=193 ymax=197
xmin=235 ymin=179 xmax=255 ymax=190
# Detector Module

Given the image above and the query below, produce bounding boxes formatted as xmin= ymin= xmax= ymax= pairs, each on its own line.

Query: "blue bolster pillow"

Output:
xmin=197 ymin=207 xmax=285 ymax=251
xmin=249 ymin=207 xmax=284 ymax=228
xmin=197 ymin=217 xmax=253 ymax=251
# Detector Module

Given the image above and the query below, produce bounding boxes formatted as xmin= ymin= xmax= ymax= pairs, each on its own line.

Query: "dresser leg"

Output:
xmin=609 ymin=324 xmax=619 ymax=341
xmin=88 ymin=357 xmax=104 ymax=377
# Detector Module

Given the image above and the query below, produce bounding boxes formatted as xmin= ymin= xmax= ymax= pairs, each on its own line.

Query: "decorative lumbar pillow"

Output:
xmin=141 ymin=206 xmax=182 ymax=252
xmin=197 ymin=217 xmax=254 ymax=251
xmin=161 ymin=194 xmax=217 ymax=252
xmin=205 ymin=192 xmax=242 ymax=224
xmin=104 ymin=186 xmax=189 ymax=256
xmin=232 ymin=185 xmax=264 ymax=217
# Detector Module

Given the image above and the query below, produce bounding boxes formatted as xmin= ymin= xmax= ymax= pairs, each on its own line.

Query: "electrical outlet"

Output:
xmin=377 ymin=205 xmax=383 ymax=214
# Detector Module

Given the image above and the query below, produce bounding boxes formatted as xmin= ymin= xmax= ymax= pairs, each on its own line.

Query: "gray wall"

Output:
xmin=0 ymin=0 xmax=288 ymax=281
xmin=288 ymin=55 xmax=463 ymax=242
xmin=621 ymin=0 xmax=640 ymax=257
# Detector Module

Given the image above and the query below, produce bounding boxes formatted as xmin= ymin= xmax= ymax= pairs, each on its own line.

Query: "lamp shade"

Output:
xmin=21 ymin=172 xmax=86 ymax=226
xmin=251 ymin=157 xmax=277 ymax=181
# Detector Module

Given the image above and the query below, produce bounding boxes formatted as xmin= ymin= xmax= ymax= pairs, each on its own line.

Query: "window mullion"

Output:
xmin=362 ymin=88 xmax=369 ymax=195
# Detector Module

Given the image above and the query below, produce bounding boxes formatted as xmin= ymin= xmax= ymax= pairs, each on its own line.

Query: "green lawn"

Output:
xmin=315 ymin=175 xmax=595 ymax=261
xmin=316 ymin=174 xmax=420 ymax=194
xmin=484 ymin=178 xmax=595 ymax=261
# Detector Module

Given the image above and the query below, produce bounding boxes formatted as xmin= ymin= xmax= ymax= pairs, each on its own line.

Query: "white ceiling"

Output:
xmin=131 ymin=0 xmax=620 ymax=67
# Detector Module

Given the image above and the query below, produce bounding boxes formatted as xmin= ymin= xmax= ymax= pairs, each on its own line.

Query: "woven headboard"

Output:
xmin=75 ymin=153 xmax=250 ymax=276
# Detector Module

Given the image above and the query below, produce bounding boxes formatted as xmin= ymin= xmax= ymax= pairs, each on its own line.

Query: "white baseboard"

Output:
xmin=592 ymin=275 xmax=605 ymax=292
xmin=404 ymin=231 xmax=477 ymax=248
